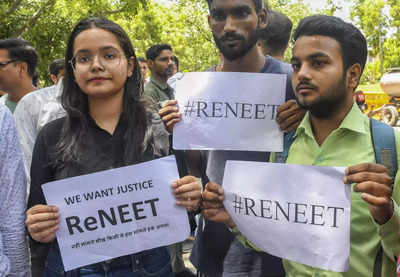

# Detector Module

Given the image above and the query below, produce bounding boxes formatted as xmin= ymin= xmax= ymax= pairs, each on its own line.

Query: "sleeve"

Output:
xmin=143 ymin=85 xmax=160 ymax=104
xmin=234 ymin=229 xmax=263 ymax=252
xmin=14 ymin=96 xmax=40 ymax=193
xmin=0 ymin=108 xmax=30 ymax=277
xmin=27 ymin=125 xmax=55 ymax=209
xmin=149 ymin=112 xmax=170 ymax=158
xmin=376 ymin=131 xmax=400 ymax=261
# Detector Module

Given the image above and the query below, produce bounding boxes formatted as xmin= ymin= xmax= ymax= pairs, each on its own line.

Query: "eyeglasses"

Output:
xmin=69 ymin=48 xmax=125 ymax=72
xmin=0 ymin=60 xmax=17 ymax=69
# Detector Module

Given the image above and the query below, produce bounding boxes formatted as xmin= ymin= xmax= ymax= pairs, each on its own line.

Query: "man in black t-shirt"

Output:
xmin=160 ymin=0 xmax=304 ymax=276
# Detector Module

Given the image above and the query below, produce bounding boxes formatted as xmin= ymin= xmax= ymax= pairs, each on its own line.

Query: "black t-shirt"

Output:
xmin=28 ymin=112 xmax=169 ymax=208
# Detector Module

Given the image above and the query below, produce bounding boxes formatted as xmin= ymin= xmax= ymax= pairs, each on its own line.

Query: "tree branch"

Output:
xmin=6 ymin=0 xmax=24 ymax=16
xmin=13 ymin=0 xmax=56 ymax=37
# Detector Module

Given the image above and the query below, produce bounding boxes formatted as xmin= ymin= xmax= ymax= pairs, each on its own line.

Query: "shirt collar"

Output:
xmin=295 ymin=102 xmax=369 ymax=139
xmin=150 ymin=76 xmax=172 ymax=91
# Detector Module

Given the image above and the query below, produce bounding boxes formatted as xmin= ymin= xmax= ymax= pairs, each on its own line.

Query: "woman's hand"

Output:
xmin=26 ymin=205 xmax=60 ymax=243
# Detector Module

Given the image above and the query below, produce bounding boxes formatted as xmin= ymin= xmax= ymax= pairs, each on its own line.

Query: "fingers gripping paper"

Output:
xmin=223 ymin=161 xmax=351 ymax=272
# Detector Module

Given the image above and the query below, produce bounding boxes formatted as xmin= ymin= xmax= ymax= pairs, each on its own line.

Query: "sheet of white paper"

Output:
xmin=174 ymin=72 xmax=286 ymax=151
xmin=223 ymin=161 xmax=351 ymax=272
xmin=42 ymin=156 xmax=189 ymax=271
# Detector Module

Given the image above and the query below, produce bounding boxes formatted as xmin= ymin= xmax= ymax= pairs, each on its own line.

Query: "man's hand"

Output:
xmin=202 ymin=182 xmax=235 ymax=228
xmin=344 ymin=163 xmax=394 ymax=224
xmin=159 ymin=100 xmax=182 ymax=133
xmin=26 ymin=205 xmax=59 ymax=243
xmin=276 ymin=99 xmax=305 ymax=133
xmin=172 ymin=175 xmax=202 ymax=212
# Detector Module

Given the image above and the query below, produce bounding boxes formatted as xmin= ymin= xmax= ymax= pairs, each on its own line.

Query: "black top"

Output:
xmin=28 ymin=112 xmax=169 ymax=208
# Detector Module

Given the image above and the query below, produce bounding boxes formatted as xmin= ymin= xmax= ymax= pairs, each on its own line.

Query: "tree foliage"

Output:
xmin=2 ymin=0 xmax=400 ymax=85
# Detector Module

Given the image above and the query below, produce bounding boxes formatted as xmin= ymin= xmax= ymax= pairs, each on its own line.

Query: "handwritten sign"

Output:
xmin=173 ymin=72 xmax=286 ymax=151
xmin=42 ymin=156 xmax=189 ymax=271
xmin=223 ymin=161 xmax=351 ymax=272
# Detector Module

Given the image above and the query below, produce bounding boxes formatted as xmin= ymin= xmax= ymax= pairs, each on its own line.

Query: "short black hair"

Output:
xmin=49 ymin=58 xmax=65 ymax=76
xmin=145 ymin=44 xmax=173 ymax=61
xmin=0 ymin=38 xmax=38 ymax=77
xmin=206 ymin=0 xmax=263 ymax=12
xmin=293 ymin=15 xmax=367 ymax=73
xmin=259 ymin=10 xmax=292 ymax=56
xmin=137 ymin=57 xmax=146 ymax=63
xmin=172 ymin=55 xmax=179 ymax=71
xmin=32 ymin=69 xmax=40 ymax=87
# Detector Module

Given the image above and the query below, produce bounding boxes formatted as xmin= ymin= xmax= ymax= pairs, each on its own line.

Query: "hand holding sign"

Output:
xmin=344 ymin=163 xmax=394 ymax=224
xmin=202 ymin=182 xmax=235 ymax=228
xmin=276 ymin=99 xmax=305 ymax=133
xmin=26 ymin=205 xmax=60 ymax=243
xmin=172 ymin=175 xmax=202 ymax=212
xmin=159 ymin=100 xmax=181 ymax=134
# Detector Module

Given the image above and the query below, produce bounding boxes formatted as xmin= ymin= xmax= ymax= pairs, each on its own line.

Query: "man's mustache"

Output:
xmin=220 ymin=33 xmax=245 ymax=42
xmin=296 ymin=81 xmax=318 ymax=92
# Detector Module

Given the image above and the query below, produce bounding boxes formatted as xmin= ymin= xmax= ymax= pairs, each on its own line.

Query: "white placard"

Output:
xmin=42 ymin=156 xmax=189 ymax=271
xmin=174 ymin=72 xmax=286 ymax=151
xmin=223 ymin=161 xmax=351 ymax=272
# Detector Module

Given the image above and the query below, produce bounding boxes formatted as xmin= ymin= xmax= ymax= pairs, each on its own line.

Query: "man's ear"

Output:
xmin=147 ymin=59 xmax=154 ymax=71
xmin=346 ymin=63 xmax=362 ymax=92
xmin=17 ymin=61 xmax=28 ymax=77
xmin=258 ymin=8 xmax=268 ymax=29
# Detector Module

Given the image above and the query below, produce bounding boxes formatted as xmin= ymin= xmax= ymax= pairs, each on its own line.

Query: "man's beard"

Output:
xmin=296 ymin=76 xmax=348 ymax=119
xmin=213 ymin=29 xmax=259 ymax=61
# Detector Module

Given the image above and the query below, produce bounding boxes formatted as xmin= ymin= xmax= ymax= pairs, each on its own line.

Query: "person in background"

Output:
xmin=49 ymin=58 xmax=65 ymax=85
xmin=0 ymin=104 xmax=30 ymax=277
xmin=171 ymin=55 xmax=179 ymax=76
xmin=0 ymin=38 xmax=38 ymax=113
xmin=144 ymin=44 xmax=174 ymax=105
xmin=138 ymin=56 xmax=149 ymax=87
xmin=167 ymin=55 xmax=183 ymax=93
xmin=257 ymin=10 xmax=292 ymax=61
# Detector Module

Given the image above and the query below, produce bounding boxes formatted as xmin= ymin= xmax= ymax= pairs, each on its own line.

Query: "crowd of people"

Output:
xmin=1 ymin=0 xmax=400 ymax=276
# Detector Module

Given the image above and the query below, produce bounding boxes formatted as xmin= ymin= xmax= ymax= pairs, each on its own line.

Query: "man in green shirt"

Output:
xmin=144 ymin=44 xmax=175 ymax=105
xmin=202 ymin=15 xmax=400 ymax=276
xmin=0 ymin=39 xmax=38 ymax=113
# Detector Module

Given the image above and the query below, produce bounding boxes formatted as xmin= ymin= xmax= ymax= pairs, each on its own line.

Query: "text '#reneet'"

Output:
xmin=232 ymin=194 xmax=345 ymax=228
xmin=183 ymin=100 xmax=280 ymax=120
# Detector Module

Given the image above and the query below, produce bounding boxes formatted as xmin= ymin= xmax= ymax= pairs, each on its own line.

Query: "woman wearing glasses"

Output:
xmin=25 ymin=17 xmax=201 ymax=277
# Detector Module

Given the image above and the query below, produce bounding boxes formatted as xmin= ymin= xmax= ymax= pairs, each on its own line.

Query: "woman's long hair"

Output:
xmin=56 ymin=17 xmax=147 ymax=167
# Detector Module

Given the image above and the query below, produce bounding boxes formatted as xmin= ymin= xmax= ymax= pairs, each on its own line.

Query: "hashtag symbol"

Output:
xmin=183 ymin=100 xmax=196 ymax=117
xmin=233 ymin=194 xmax=243 ymax=214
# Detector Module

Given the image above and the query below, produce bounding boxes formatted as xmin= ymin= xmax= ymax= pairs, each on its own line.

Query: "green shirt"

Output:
xmin=0 ymin=94 xmax=17 ymax=113
xmin=143 ymin=76 xmax=174 ymax=105
xmin=239 ymin=103 xmax=400 ymax=276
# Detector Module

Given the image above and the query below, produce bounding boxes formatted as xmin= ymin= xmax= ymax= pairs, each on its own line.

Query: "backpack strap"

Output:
xmin=370 ymin=118 xmax=398 ymax=180
xmin=273 ymin=131 xmax=296 ymax=163
xmin=369 ymin=118 xmax=398 ymax=277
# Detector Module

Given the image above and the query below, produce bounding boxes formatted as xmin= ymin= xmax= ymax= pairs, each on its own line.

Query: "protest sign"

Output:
xmin=42 ymin=155 xmax=189 ymax=271
xmin=223 ymin=161 xmax=351 ymax=272
xmin=173 ymin=72 xmax=286 ymax=151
